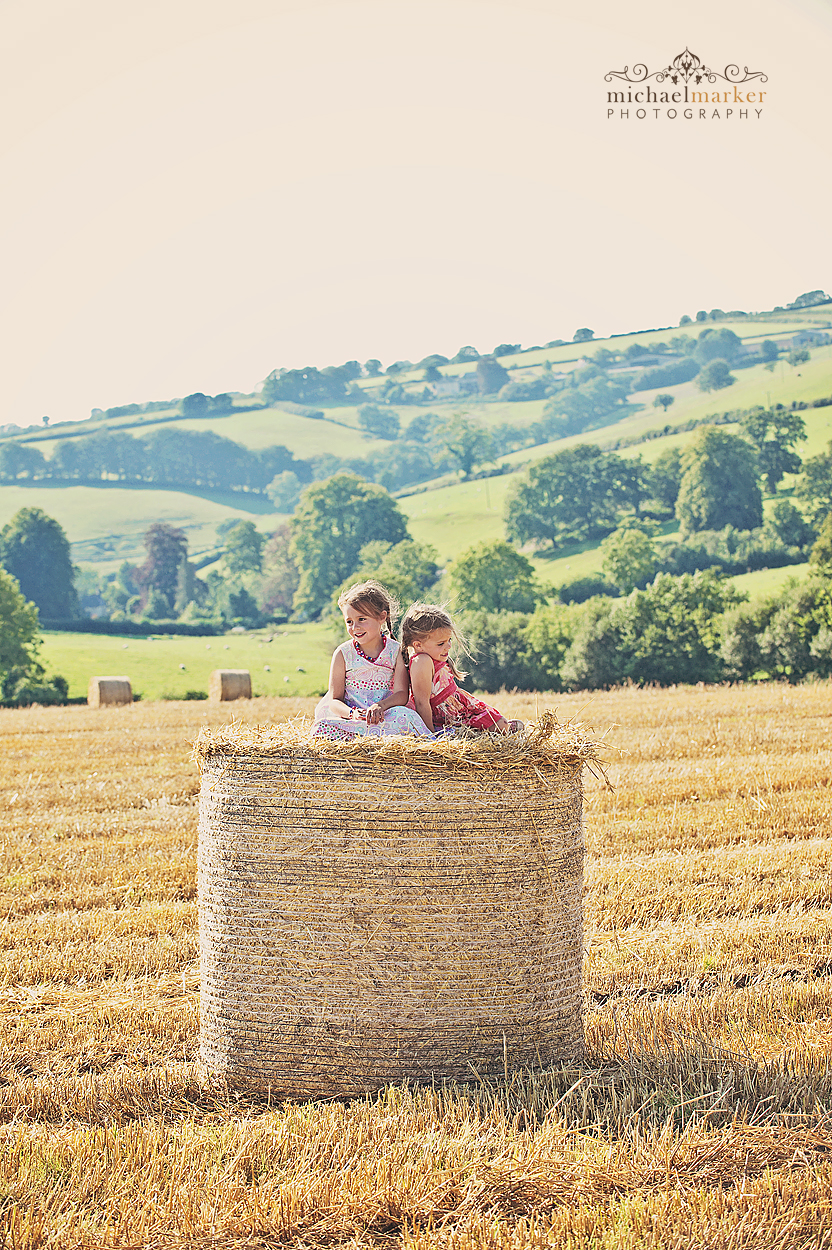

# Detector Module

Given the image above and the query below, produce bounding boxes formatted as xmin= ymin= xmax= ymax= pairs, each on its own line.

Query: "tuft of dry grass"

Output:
xmin=0 ymin=684 xmax=830 ymax=1246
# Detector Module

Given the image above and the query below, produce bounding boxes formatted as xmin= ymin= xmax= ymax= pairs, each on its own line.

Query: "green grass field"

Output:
xmin=40 ymin=624 xmax=334 ymax=701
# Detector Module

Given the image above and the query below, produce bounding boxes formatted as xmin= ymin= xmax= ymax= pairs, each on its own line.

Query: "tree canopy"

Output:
xmin=504 ymin=445 xmax=644 ymax=550
xmin=0 ymin=507 xmax=77 ymax=619
xmin=561 ymin=570 xmax=737 ymax=689
xmin=740 ymin=406 xmax=806 ymax=492
xmin=475 ymin=357 xmax=509 ymax=394
xmin=223 ymin=520 xmax=265 ymax=574
xmin=343 ymin=539 xmax=439 ymax=610
xmin=290 ymin=473 xmax=409 ymax=618
xmin=646 ymin=447 xmax=683 ymax=516
xmin=543 ymin=376 xmax=628 ymax=436
xmin=135 ymin=523 xmax=188 ymax=616
xmin=0 ymin=566 xmax=42 ymax=698
xmin=446 ymin=540 xmax=545 ymax=613
xmin=262 ymin=366 xmax=349 ymax=405
xmin=0 ymin=443 xmax=46 ymax=481
xmin=694 ymin=327 xmax=742 ymax=365
xmin=675 ymin=428 xmax=763 ymax=533
xmin=696 ymin=359 xmax=736 ymax=392
xmin=436 ymin=415 xmax=492 ymax=479
xmin=599 ymin=524 xmax=657 ymax=593
xmin=797 ymin=441 xmax=832 ymax=527
xmin=358 ymin=404 xmax=400 ymax=440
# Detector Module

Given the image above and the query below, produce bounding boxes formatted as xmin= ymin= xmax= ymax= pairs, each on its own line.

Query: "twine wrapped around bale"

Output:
xmin=87 ymin=676 xmax=132 ymax=707
xmin=195 ymin=714 xmax=605 ymax=1099
xmin=209 ymin=669 xmax=252 ymax=702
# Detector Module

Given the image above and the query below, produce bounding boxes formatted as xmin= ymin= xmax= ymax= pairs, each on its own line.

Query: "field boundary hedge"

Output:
xmin=41 ymin=618 xmax=224 ymax=636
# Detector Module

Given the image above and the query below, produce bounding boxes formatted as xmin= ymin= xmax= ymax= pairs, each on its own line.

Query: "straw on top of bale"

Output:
xmin=195 ymin=710 xmax=609 ymax=776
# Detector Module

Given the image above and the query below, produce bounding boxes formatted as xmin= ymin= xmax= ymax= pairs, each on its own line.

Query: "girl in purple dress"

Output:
xmin=311 ymin=581 xmax=432 ymax=741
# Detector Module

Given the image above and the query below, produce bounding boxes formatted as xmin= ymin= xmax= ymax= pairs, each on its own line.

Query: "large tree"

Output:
xmin=475 ymin=356 xmax=509 ymax=394
xmin=290 ymin=473 xmax=408 ymax=618
xmin=599 ymin=523 xmax=657 ymax=593
xmin=796 ymin=441 xmax=832 ymax=527
xmin=694 ymin=326 xmax=742 ymax=365
xmin=696 ymin=359 xmax=736 ymax=392
xmin=357 ymin=404 xmax=400 ymax=441
xmin=0 ymin=507 xmax=77 ymax=618
xmin=0 ymin=566 xmax=42 ymax=698
xmin=646 ymin=447 xmax=683 ymax=516
xmin=740 ymin=407 xmax=806 ymax=493
xmin=675 ymin=427 xmax=762 ymax=533
xmin=447 ymin=540 xmax=544 ymax=613
xmin=504 ymin=444 xmax=644 ymax=550
xmin=223 ymin=520 xmax=265 ymax=574
xmin=436 ymin=415 xmax=492 ymax=479
xmin=543 ymin=376 xmax=629 ymax=436
xmin=135 ymin=523 xmax=188 ymax=616
xmin=257 ymin=524 xmax=300 ymax=619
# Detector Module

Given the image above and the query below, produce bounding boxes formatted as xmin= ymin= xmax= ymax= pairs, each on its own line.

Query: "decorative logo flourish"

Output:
xmin=605 ymin=47 xmax=767 ymax=87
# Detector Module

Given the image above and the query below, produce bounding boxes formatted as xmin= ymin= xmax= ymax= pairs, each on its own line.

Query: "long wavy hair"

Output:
xmin=399 ymin=602 xmax=467 ymax=679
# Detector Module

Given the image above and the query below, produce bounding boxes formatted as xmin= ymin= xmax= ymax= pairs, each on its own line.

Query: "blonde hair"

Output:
xmin=337 ymin=580 xmax=399 ymax=636
xmin=399 ymin=602 xmax=467 ymax=679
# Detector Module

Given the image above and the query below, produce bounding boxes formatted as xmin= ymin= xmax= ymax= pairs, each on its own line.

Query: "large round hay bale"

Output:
xmin=87 ymin=676 xmax=132 ymax=707
xmin=209 ymin=669 xmax=252 ymax=702
xmin=196 ymin=717 xmax=596 ymax=1099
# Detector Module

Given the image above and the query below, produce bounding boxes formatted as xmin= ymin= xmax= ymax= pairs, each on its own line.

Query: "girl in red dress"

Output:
xmin=400 ymin=603 xmax=521 ymax=735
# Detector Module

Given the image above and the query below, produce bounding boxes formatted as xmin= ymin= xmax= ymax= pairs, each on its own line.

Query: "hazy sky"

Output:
xmin=1 ymin=0 xmax=830 ymax=425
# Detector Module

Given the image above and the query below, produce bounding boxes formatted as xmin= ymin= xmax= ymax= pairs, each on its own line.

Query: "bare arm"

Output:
xmin=408 ymin=653 xmax=435 ymax=733
xmin=364 ymin=651 xmax=410 ymax=724
xmin=318 ymin=649 xmax=351 ymax=719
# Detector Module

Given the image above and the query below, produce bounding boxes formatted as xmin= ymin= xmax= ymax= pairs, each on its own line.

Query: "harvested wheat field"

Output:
xmin=1 ymin=684 xmax=831 ymax=1248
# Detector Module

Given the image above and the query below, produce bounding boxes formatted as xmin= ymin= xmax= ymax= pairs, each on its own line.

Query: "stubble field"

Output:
xmin=1 ymin=684 xmax=831 ymax=1248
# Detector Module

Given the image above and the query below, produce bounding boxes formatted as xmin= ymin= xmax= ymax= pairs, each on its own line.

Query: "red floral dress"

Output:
xmin=408 ymin=658 xmax=506 ymax=731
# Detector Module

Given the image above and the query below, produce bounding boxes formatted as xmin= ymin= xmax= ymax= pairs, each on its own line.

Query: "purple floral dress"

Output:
xmin=311 ymin=637 xmax=432 ymax=741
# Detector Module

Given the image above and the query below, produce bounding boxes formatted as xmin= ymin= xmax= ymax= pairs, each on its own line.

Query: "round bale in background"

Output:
xmin=195 ymin=715 xmax=598 ymax=1099
xmin=209 ymin=669 xmax=252 ymax=702
xmin=87 ymin=676 xmax=132 ymax=707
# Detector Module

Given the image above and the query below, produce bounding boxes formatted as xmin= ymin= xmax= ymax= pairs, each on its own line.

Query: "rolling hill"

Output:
xmin=1 ymin=307 xmax=830 ymax=583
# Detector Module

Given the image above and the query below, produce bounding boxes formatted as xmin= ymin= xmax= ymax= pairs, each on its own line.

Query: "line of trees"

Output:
xmin=0 ymin=428 xmax=310 ymax=495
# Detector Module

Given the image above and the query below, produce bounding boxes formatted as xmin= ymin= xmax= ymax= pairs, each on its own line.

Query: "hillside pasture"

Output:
xmin=143 ymin=405 xmax=392 ymax=458
xmin=0 ymin=484 xmax=286 ymax=568
xmin=1 ymin=683 xmax=831 ymax=1246
xmin=348 ymin=311 xmax=831 ymax=387
xmin=497 ymin=345 xmax=832 ymax=472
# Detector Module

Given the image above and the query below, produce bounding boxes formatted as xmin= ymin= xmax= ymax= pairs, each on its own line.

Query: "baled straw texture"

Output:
xmin=209 ymin=669 xmax=252 ymax=702
xmin=87 ymin=676 xmax=132 ymax=707
xmin=195 ymin=713 xmax=604 ymax=1098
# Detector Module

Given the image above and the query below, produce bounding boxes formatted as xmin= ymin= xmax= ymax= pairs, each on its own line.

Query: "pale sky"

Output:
xmin=1 ymin=0 xmax=830 ymax=426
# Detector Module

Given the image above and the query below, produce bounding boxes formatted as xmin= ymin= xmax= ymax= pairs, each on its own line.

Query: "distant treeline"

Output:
xmin=0 ymin=428 xmax=311 ymax=494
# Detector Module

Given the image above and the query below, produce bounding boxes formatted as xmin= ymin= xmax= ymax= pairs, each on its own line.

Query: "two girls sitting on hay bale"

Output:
xmin=312 ymin=581 xmax=521 ymax=742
